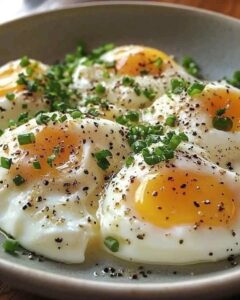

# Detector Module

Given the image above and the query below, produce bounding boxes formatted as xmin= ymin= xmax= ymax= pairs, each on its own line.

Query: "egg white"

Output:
xmin=144 ymin=82 xmax=240 ymax=172
xmin=0 ymin=114 xmax=130 ymax=263
xmin=72 ymin=45 xmax=192 ymax=121
xmin=99 ymin=143 xmax=240 ymax=264
xmin=0 ymin=59 xmax=49 ymax=130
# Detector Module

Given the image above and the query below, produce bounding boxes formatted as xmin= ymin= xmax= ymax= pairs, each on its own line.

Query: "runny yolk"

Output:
xmin=0 ymin=63 xmax=24 ymax=96
xmin=115 ymin=47 xmax=173 ymax=76
xmin=203 ymin=89 xmax=240 ymax=131
xmin=0 ymin=61 xmax=44 ymax=97
xmin=10 ymin=126 xmax=81 ymax=181
xmin=134 ymin=169 xmax=236 ymax=228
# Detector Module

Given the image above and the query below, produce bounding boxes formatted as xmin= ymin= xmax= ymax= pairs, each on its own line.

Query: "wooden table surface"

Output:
xmin=1 ymin=0 xmax=240 ymax=299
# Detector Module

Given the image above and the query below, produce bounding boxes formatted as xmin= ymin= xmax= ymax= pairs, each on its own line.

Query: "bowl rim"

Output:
xmin=1 ymin=1 xmax=240 ymax=298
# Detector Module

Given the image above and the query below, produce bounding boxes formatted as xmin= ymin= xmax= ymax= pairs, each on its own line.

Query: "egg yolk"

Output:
xmin=10 ymin=125 xmax=81 ymax=181
xmin=0 ymin=61 xmax=44 ymax=97
xmin=203 ymin=89 xmax=240 ymax=131
xmin=115 ymin=47 xmax=173 ymax=76
xmin=135 ymin=169 xmax=236 ymax=228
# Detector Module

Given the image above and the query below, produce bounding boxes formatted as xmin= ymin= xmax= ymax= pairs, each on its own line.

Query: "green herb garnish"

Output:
xmin=182 ymin=56 xmax=201 ymax=78
xmin=3 ymin=238 xmax=19 ymax=255
xmin=104 ymin=236 xmax=119 ymax=252
xmin=20 ymin=56 xmax=30 ymax=67
xmin=71 ymin=110 xmax=83 ymax=119
xmin=47 ymin=146 xmax=60 ymax=167
xmin=95 ymin=83 xmax=106 ymax=95
xmin=122 ymin=77 xmax=135 ymax=87
xmin=18 ymin=133 xmax=35 ymax=145
xmin=6 ymin=93 xmax=15 ymax=101
xmin=154 ymin=57 xmax=163 ymax=68
xmin=32 ymin=160 xmax=41 ymax=169
xmin=36 ymin=113 xmax=51 ymax=125
xmin=0 ymin=157 xmax=12 ymax=169
xmin=125 ymin=156 xmax=134 ymax=167
xmin=187 ymin=82 xmax=205 ymax=96
xmin=225 ymin=71 xmax=240 ymax=89
xmin=95 ymin=149 xmax=112 ymax=170
xmin=143 ymin=87 xmax=157 ymax=101
xmin=13 ymin=175 xmax=25 ymax=186
xmin=171 ymin=78 xmax=188 ymax=94
xmin=165 ymin=115 xmax=177 ymax=127
xmin=212 ymin=116 xmax=233 ymax=131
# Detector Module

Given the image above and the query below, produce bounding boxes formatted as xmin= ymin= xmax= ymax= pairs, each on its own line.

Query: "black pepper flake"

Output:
xmin=55 ymin=237 xmax=63 ymax=243
xmin=137 ymin=234 xmax=145 ymax=240
xmin=193 ymin=201 xmax=200 ymax=208
xmin=130 ymin=274 xmax=138 ymax=280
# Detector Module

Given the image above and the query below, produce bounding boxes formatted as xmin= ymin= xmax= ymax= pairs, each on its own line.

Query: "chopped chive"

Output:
xmin=0 ymin=129 xmax=3 ymax=136
xmin=71 ymin=110 xmax=82 ymax=119
xmin=32 ymin=160 xmax=41 ymax=169
xmin=8 ymin=119 xmax=16 ymax=128
xmin=225 ymin=70 xmax=240 ymax=89
xmin=6 ymin=93 xmax=15 ymax=101
xmin=20 ymin=56 xmax=30 ymax=67
xmin=84 ymin=95 xmax=101 ymax=106
xmin=116 ymin=115 xmax=128 ymax=125
xmin=27 ymin=80 xmax=38 ymax=92
xmin=165 ymin=115 xmax=177 ymax=127
xmin=171 ymin=78 xmax=188 ymax=94
xmin=216 ymin=108 xmax=226 ymax=116
xmin=3 ymin=238 xmax=19 ymax=254
xmin=132 ymin=140 xmax=147 ymax=153
xmin=47 ymin=146 xmax=60 ymax=167
xmin=104 ymin=236 xmax=119 ymax=252
xmin=87 ymin=108 xmax=100 ymax=117
xmin=18 ymin=133 xmax=35 ymax=145
xmin=0 ymin=157 xmax=12 ymax=169
xmin=142 ymin=148 xmax=162 ymax=165
xmin=182 ymin=56 xmax=201 ymax=78
xmin=212 ymin=116 xmax=233 ymax=131
xmin=17 ymin=112 xmax=29 ymax=125
xmin=104 ymin=60 xmax=116 ymax=68
xmin=143 ymin=87 xmax=157 ymax=101
xmin=125 ymin=156 xmax=134 ymax=167
xmin=154 ymin=57 xmax=163 ymax=68
xmin=95 ymin=149 xmax=112 ymax=170
xmin=16 ymin=73 xmax=28 ymax=85
xmin=122 ymin=77 xmax=135 ymax=87
xmin=47 ymin=154 xmax=56 ymax=167
xmin=187 ymin=82 xmax=205 ymax=96
xmin=134 ymin=85 xmax=141 ymax=96
xmin=26 ymin=66 xmax=34 ymax=76
xmin=13 ymin=174 xmax=25 ymax=186
xmin=55 ymin=102 xmax=66 ymax=112
xmin=36 ymin=113 xmax=50 ymax=125
xmin=51 ymin=113 xmax=58 ymax=121
xmin=102 ymin=70 xmax=110 ymax=79
xmin=58 ymin=115 xmax=67 ymax=123
xmin=126 ymin=111 xmax=139 ymax=122
xmin=95 ymin=83 xmax=106 ymax=95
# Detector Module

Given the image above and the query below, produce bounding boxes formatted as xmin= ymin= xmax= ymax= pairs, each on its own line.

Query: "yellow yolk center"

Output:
xmin=11 ymin=126 xmax=81 ymax=181
xmin=0 ymin=61 xmax=44 ymax=97
xmin=203 ymin=89 xmax=240 ymax=131
xmin=135 ymin=169 xmax=236 ymax=228
xmin=115 ymin=47 xmax=173 ymax=76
